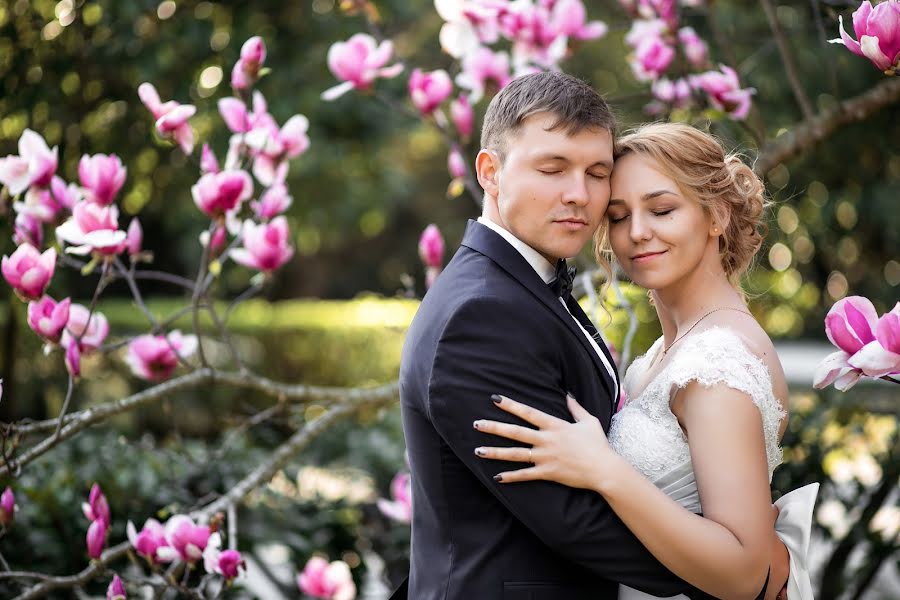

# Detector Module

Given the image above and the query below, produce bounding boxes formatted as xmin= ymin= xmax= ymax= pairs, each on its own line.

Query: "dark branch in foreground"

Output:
xmin=754 ymin=77 xmax=900 ymax=175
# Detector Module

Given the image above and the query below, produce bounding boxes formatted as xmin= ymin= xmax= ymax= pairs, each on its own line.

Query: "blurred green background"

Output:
xmin=0 ymin=0 xmax=897 ymax=598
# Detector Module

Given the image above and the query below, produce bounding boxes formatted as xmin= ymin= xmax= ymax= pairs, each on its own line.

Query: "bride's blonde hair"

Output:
xmin=595 ymin=123 xmax=769 ymax=292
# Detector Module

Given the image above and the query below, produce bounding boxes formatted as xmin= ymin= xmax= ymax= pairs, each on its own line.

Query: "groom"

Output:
xmin=395 ymin=72 xmax=767 ymax=599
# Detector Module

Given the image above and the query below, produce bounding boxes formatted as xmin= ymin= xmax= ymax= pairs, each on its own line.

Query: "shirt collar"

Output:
xmin=477 ymin=216 xmax=557 ymax=284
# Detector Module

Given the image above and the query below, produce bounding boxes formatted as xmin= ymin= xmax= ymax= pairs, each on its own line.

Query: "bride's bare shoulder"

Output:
xmin=702 ymin=313 xmax=790 ymax=427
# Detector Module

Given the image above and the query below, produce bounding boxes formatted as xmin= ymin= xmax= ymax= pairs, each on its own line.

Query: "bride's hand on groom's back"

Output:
xmin=473 ymin=393 xmax=627 ymax=492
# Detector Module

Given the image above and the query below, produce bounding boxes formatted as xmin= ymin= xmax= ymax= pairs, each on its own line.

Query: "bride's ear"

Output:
xmin=476 ymin=149 xmax=501 ymax=197
xmin=709 ymin=206 xmax=730 ymax=238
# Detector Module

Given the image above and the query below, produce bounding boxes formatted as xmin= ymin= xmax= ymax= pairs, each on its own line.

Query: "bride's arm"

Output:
xmin=475 ymin=388 xmax=775 ymax=600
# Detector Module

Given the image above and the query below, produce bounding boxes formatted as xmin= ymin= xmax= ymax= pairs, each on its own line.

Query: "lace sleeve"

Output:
xmin=666 ymin=327 xmax=785 ymax=477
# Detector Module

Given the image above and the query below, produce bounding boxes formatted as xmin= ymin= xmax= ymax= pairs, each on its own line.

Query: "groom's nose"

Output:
xmin=561 ymin=173 xmax=589 ymax=206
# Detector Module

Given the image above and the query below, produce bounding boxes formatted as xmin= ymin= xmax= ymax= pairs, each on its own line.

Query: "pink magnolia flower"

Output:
xmin=450 ymin=94 xmax=474 ymax=139
xmin=849 ymin=304 xmax=900 ymax=378
xmin=824 ymin=295 xmax=879 ymax=355
xmin=631 ymin=35 xmax=675 ymax=81
xmin=0 ymin=487 xmax=14 ymax=527
xmin=87 ymin=518 xmax=108 ymax=559
xmin=678 ymin=26 xmax=708 ymax=68
xmin=14 ymin=212 xmax=44 ymax=248
xmin=201 ymin=144 xmax=220 ymax=174
xmin=218 ymin=97 xmax=256 ymax=134
xmin=551 ymin=0 xmax=608 ymax=41
xmin=377 ymin=471 xmax=412 ymax=523
xmin=297 ymin=557 xmax=357 ymax=600
xmin=456 ymin=45 xmax=512 ymax=102
xmin=62 ymin=303 xmax=110 ymax=353
xmin=200 ymin=225 xmax=228 ymax=254
xmin=436 ymin=0 xmax=505 ymax=58
xmin=246 ymin=113 xmax=310 ymax=186
xmin=448 ymin=147 xmax=467 ymax=179
xmin=106 ymin=574 xmax=126 ymax=600
xmin=322 ymin=34 xmax=404 ymax=100
xmin=203 ymin=532 xmax=246 ymax=580
xmin=217 ymin=549 xmax=246 ymax=580
xmin=418 ymin=224 xmax=444 ymax=269
xmin=500 ymin=3 xmax=568 ymax=69
xmin=813 ymin=296 xmax=880 ymax=390
xmin=830 ymin=0 xmax=900 ymax=74
xmin=14 ymin=186 xmax=65 ymax=224
xmin=651 ymin=77 xmax=692 ymax=107
xmin=230 ymin=217 xmax=294 ymax=274
xmin=251 ymin=183 xmax=293 ymax=220
xmin=28 ymin=296 xmax=71 ymax=343
xmin=138 ymin=83 xmax=197 ymax=154
xmin=125 ymin=331 xmax=198 ymax=382
xmin=127 ymin=518 xmax=169 ymax=564
xmin=624 ymin=17 xmax=669 ymax=47
xmin=0 ymin=129 xmax=58 ymax=195
xmin=232 ymin=36 xmax=267 ymax=90
xmin=157 ymin=515 xmax=211 ymax=564
xmin=55 ymin=201 xmax=127 ymax=256
xmin=637 ymin=0 xmax=677 ymax=26
xmin=82 ymin=483 xmax=111 ymax=526
xmin=409 ymin=69 xmax=454 ymax=115
xmin=65 ymin=338 xmax=82 ymax=377
xmin=126 ymin=218 xmax=143 ymax=257
xmin=689 ymin=65 xmax=756 ymax=120
xmin=192 ymin=170 xmax=253 ymax=218
xmin=2 ymin=243 xmax=56 ymax=301
xmin=78 ymin=154 xmax=127 ymax=206
xmin=50 ymin=175 xmax=83 ymax=211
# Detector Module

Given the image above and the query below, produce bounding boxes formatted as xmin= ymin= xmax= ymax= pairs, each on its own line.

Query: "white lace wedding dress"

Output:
xmin=608 ymin=327 xmax=817 ymax=600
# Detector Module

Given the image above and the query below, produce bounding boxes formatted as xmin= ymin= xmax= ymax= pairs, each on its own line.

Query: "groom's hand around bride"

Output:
xmin=472 ymin=392 xmax=630 ymax=494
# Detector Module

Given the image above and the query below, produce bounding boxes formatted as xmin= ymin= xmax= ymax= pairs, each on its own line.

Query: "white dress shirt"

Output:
xmin=476 ymin=217 xmax=619 ymax=400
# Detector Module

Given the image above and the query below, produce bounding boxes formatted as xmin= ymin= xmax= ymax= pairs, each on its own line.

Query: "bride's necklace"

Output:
xmin=661 ymin=307 xmax=753 ymax=355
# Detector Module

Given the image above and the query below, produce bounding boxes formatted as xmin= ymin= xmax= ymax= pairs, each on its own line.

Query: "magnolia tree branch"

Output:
xmin=754 ymin=76 xmax=900 ymax=175
xmin=5 ymin=369 xmax=399 ymax=477
xmin=11 ymin=397 xmax=394 ymax=600
xmin=760 ymin=0 xmax=815 ymax=121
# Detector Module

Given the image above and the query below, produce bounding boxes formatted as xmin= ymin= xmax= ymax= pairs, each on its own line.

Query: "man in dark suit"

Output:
xmin=394 ymin=72 xmax=770 ymax=599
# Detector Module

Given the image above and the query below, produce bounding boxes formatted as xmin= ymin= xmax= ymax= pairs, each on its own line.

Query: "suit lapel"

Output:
xmin=460 ymin=220 xmax=617 ymax=402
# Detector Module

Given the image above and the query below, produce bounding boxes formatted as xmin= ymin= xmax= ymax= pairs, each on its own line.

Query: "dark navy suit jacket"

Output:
xmin=394 ymin=220 xmax=694 ymax=599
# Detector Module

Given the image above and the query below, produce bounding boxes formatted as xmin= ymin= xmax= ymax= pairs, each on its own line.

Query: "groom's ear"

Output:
xmin=476 ymin=149 xmax=501 ymax=198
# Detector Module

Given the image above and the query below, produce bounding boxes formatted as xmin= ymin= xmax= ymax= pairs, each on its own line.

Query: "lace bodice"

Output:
xmin=609 ymin=327 xmax=786 ymax=484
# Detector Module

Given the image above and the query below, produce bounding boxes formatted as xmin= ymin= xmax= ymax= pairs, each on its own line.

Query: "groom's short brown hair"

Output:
xmin=480 ymin=71 xmax=615 ymax=160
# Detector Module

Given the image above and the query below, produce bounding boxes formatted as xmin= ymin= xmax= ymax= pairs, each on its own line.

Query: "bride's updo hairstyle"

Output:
xmin=596 ymin=122 xmax=769 ymax=291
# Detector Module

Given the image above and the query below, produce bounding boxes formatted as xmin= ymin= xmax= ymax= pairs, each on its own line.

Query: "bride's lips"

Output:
xmin=554 ymin=218 xmax=588 ymax=231
xmin=631 ymin=250 xmax=667 ymax=263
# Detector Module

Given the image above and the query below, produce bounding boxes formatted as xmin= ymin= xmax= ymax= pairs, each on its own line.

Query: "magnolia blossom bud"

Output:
xmin=87 ymin=518 xmax=108 ymax=559
xmin=447 ymin=148 xmax=467 ymax=179
xmin=106 ymin=574 xmax=126 ymax=600
xmin=126 ymin=218 xmax=143 ymax=257
xmin=0 ymin=487 xmax=15 ymax=527
xmin=418 ymin=224 xmax=444 ymax=270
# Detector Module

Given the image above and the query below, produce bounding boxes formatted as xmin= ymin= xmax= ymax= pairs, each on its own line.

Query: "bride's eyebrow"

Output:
xmin=608 ymin=189 xmax=678 ymax=204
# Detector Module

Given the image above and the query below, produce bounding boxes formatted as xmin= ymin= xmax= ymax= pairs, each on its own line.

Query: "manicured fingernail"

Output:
xmin=493 ymin=474 xmax=503 ymax=482
xmin=475 ymin=447 xmax=486 ymax=456
xmin=473 ymin=420 xmax=481 ymax=429
xmin=491 ymin=394 xmax=502 ymax=403
xmin=566 ymin=390 xmax=575 ymax=398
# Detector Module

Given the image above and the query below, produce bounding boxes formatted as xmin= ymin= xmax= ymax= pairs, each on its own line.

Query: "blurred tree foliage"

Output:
xmin=0 ymin=0 xmax=896 ymax=332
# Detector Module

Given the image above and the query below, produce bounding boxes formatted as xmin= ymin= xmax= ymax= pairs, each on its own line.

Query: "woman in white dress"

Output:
xmin=473 ymin=123 xmax=817 ymax=599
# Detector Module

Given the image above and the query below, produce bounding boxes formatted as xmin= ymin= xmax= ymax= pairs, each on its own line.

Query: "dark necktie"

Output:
xmin=548 ymin=259 xmax=576 ymax=297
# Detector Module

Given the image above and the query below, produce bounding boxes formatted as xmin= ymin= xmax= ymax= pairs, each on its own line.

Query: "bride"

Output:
xmin=473 ymin=123 xmax=817 ymax=600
